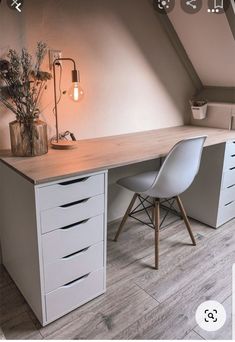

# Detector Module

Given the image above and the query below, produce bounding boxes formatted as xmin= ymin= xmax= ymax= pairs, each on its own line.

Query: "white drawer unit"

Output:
xmin=220 ymin=186 xmax=235 ymax=207
xmin=217 ymin=200 xmax=235 ymax=227
xmin=41 ymin=194 xmax=105 ymax=234
xmin=38 ymin=174 xmax=105 ymax=210
xmin=42 ymin=215 xmax=104 ymax=263
xmin=224 ymin=141 xmax=235 ymax=159
xmin=45 ymin=268 xmax=104 ymax=323
xmin=181 ymin=141 xmax=235 ymax=228
xmin=0 ymin=164 xmax=107 ymax=326
xmin=222 ymin=169 xmax=235 ymax=189
xmin=44 ymin=242 xmax=104 ymax=293
xmin=223 ymin=155 xmax=235 ymax=171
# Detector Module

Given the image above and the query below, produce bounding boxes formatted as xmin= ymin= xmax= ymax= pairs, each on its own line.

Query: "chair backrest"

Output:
xmin=146 ymin=136 xmax=207 ymax=199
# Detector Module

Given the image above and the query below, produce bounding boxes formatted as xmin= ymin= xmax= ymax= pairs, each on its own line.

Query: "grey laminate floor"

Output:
xmin=0 ymin=210 xmax=233 ymax=340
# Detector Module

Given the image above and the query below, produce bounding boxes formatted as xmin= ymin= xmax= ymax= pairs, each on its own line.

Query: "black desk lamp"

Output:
xmin=51 ymin=58 xmax=84 ymax=149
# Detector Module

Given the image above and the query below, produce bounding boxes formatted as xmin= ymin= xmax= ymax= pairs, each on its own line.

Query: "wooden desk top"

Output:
xmin=1 ymin=125 xmax=235 ymax=185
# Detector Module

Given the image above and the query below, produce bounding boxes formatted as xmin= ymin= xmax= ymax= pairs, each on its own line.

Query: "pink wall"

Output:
xmin=0 ymin=0 xmax=196 ymax=149
xmin=169 ymin=1 xmax=235 ymax=87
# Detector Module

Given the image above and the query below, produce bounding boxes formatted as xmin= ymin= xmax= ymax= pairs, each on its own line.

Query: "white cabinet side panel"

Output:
xmin=181 ymin=144 xmax=225 ymax=228
xmin=0 ymin=162 xmax=44 ymax=322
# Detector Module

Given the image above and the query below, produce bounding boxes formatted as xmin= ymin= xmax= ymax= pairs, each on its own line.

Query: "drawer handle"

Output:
xmin=60 ymin=219 xmax=90 ymax=230
xmin=231 ymin=154 xmax=235 ymax=158
xmin=59 ymin=177 xmax=89 ymax=186
xmin=60 ymin=198 xmax=89 ymax=208
xmin=227 ymin=184 xmax=235 ymax=189
xmin=230 ymin=167 xmax=235 ymax=171
xmin=225 ymin=201 xmax=234 ymax=206
xmin=63 ymin=247 xmax=90 ymax=259
xmin=63 ymin=273 xmax=90 ymax=288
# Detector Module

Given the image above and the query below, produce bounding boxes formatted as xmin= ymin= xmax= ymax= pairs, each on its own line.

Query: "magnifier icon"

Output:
xmin=205 ymin=309 xmax=218 ymax=322
xmin=208 ymin=312 xmax=215 ymax=320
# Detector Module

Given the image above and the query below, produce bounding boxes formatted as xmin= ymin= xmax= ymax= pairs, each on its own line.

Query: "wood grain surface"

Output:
xmin=1 ymin=125 xmax=235 ymax=184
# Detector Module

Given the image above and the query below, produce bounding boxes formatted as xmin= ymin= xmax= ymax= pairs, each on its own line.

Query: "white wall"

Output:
xmin=0 ymin=0 xmax=195 ymax=149
xmin=0 ymin=0 xmax=197 ymax=262
xmin=169 ymin=1 xmax=235 ymax=87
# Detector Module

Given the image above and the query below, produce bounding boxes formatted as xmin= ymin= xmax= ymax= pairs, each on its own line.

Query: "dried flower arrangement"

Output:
xmin=0 ymin=42 xmax=52 ymax=156
xmin=0 ymin=41 xmax=51 ymax=120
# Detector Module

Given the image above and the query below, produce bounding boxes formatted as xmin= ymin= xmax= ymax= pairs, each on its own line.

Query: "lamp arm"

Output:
xmin=53 ymin=57 xmax=77 ymax=70
xmin=52 ymin=61 xmax=59 ymax=142
xmin=52 ymin=57 xmax=79 ymax=142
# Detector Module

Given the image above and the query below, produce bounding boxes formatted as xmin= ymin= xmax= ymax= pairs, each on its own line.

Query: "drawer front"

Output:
xmin=46 ymin=268 xmax=104 ymax=323
xmin=224 ymin=142 xmax=235 ymax=171
xmin=218 ymin=201 xmax=235 ymax=226
xmin=220 ymin=186 xmax=235 ymax=207
xmin=225 ymin=141 xmax=235 ymax=159
xmin=224 ymin=156 xmax=235 ymax=171
xmin=222 ymin=169 xmax=235 ymax=189
xmin=44 ymin=242 xmax=104 ymax=293
xmin=41 ymin=194 xmax=104 ymax=234
xmin=42 ymin=215 xmax=104 ymax=263
xmin=38 ymin=173 xmax=104 ymax=210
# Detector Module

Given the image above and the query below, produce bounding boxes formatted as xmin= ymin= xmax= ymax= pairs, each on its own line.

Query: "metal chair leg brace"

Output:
xmin=128 ymin=195 xmax=180 ymax=230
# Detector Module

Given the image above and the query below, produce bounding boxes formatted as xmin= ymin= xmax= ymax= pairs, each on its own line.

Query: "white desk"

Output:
xmin=1 ymin=125 xmax=235 ymax=325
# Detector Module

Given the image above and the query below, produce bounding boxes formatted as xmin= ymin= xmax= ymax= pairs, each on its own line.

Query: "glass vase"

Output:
xmin=9 ymin=119 xmax=48 ymax=157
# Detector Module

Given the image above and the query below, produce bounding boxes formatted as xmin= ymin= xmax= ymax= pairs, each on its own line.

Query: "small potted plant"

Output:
xmin=0 ymin=42 xmax=52 ymax=157
xmin=190 ymin=98 xmax=208 ymax=120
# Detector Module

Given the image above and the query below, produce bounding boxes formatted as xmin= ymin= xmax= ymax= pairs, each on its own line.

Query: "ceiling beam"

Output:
xmin=152 ymin=9 xmax=203 ymax=92
xmin=226 ymin=0 xmax=235 ymax=40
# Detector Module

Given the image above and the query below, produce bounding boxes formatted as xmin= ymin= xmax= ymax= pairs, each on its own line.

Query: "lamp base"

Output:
xmin=51 ymin=140 xmax=77 ymax=150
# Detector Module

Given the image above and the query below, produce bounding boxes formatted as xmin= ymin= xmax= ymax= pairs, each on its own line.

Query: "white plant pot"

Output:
xmin=191 ymin=103 xmax=208 ymax=120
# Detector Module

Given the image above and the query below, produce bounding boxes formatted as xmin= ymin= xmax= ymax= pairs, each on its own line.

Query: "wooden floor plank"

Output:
xmin=1 ymin=312 xmax=42 ymax=340
xmin=107 ymin=213 xmax=214 ymax=287
xmin=40 ymin=282 xmax=158 ymax=339
xmin=183 ymin=330 xmax=204 ymax=340
xmin=114 ymin=263 xmax=232 ymax=339
xmin=0 ymin=283 xmax=29 ymax=326
xmin=133 ymin=219 xmax=235 ymax=303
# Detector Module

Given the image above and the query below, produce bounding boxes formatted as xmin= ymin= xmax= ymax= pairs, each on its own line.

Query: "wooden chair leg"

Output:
xmin=154 ymin=199 xmax=160 ymax=270
xmin=175 ymin=196 xmax=196 ymax=246
xmin=114 ymin=193 xmax=138 ymax=241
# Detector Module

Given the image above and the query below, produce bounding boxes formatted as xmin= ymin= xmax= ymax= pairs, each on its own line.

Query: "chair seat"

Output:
xmin=115 ymin=136 xmax=206 ymax=269
xmin=117 ymin=171 xmax=158 ymax=193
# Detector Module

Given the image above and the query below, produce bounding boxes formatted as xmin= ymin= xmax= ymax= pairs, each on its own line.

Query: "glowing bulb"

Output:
xmin=68 ymin=82 xmax=84 ymax=102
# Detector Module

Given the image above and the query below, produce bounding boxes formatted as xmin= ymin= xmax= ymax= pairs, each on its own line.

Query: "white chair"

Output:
xmin=114 ymin=136 xmax=207 ymax=269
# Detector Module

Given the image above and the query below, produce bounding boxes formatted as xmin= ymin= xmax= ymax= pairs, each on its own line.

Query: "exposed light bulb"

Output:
xmin=68 ymin=82 xmax=84 ymax=102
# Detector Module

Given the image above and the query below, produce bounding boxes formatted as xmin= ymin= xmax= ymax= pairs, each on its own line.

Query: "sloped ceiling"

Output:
xmin=168 ymin=1 xmax=235 ymax=87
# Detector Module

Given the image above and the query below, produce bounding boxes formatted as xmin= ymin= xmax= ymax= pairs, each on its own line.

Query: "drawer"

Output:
xmin=42 ymin=215 xmax=104 ymax=263
xmin=41 ymin=194 xmax=104 ymax=234
xmin=46 ymin=268 xmax=104 ymax=323
xmin=224 ymin=142 xmax=235 ymax=171
xmin=38 ymin=174 xmax=104 ymax=210
xmin=224 ymin=156 xmax=235 ymax=171
xmin=44 ymin=242 xmax=104 ymax=293
xmin=222 ymin=169 xmax=235 ymax=189
xmin=220 ymin=186 xmax=235 ymax=207
xmin=218 ymin=200 xmax=235 ymax=226
xmin=225 ymin=141 xmax=235 ymax=159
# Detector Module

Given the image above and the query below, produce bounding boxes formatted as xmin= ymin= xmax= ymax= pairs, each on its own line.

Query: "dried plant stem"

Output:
xmin=0 ymin=42 xmax=52 ymax=156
